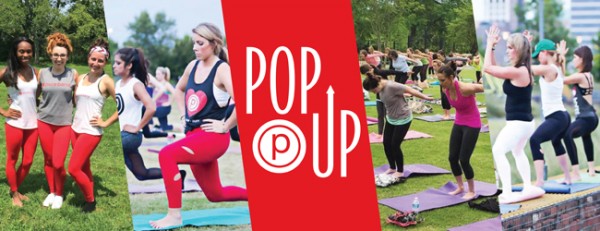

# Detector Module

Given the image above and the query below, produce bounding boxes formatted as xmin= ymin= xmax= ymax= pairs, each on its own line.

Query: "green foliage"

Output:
xmin=352 ymin=0 xmax=478 ymax=53
xmin=592 ymin=32 xmax=600 ymax=81
xmin=119 ymin=11 xmax=194 ymax=81
xmin=0 ymin=0 xmax=107 ymax=65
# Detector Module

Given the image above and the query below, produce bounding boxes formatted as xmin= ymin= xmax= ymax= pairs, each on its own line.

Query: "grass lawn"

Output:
xmin=0 ymin=63 xmax=134 ymax=230
xmin=366 ymin=68 xmax=500 ymax=230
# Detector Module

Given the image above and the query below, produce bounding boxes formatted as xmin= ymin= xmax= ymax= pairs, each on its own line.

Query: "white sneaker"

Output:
xmin=51 ymin=196 xmax=63 ymax=209
xmin=43 ymin=193 xmax=55 ymax=207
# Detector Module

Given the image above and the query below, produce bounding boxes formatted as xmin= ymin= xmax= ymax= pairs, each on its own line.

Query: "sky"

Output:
xmin=103 ymin=0 xmax=225 ymax=46
xmin=472 ymin=0 xmax=571 ymax=23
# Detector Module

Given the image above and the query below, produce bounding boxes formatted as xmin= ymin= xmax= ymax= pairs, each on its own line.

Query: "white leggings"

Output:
xmin=492 ymin=120 xmax=535 ymax=193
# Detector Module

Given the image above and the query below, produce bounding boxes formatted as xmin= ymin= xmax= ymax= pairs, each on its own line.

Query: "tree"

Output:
xmin=166 ymin=35 xmax=194 ymax=80
xmin=56 ymin=1 xmax=107 ymax=64
xmin=591 ymin=32 xmax=600 ymax=81
xmin=124 ymin=11 xmax=176 ymax=72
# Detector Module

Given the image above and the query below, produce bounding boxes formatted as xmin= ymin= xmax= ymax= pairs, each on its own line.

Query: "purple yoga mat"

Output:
xmin=447 ymin=216 xmax=502 ymax=231
xmin=374 ymin=164 xmax=451 ymax=177
xmin=128 ymin=178 xmax=202 ymax=194
xmin=368 ymin=131 xmax=432 ymax=143
xmin=480 ymin=125 xmax=489 ymax=133
xmin=379 ymin=181 xmax=498 ymax=213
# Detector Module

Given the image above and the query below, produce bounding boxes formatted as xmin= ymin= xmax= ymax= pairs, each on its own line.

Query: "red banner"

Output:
xmin=222 ymin=0 xmax=381 ymax=230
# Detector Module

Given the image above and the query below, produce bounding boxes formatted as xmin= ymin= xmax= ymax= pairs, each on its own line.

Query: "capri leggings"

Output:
xmin=440 ymin=86 xmax=451 ymax=110
xmin=68 ymin=130 xmax=102 ymax=202
xmin=493 ymin=120 xmax=535 ymax=193
xmin=564 ymin=115 xmax=599 ymax=165
xmin=5 ymin=123 xmax=38 ymax=192
xmin=122 ymin=131 xmax=163 ymax=181
xmin=411 ymin=66 xmax=423 ymax=82
xmin=38 ymin=120 xmax=71 ymax=196
xmin=158 ymin=128 xmax=247 ymax=208
xmin=448 ymin=124 xmax=480 ymax=179
xmin=529 ymin=111 xmax=570 ymax=161
xmin=383 ymin=120 xmax=412 ymax=173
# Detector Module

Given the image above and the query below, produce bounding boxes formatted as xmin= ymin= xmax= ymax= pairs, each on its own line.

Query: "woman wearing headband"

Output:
xmin=68 ymin=38 xmax=118 ymax=212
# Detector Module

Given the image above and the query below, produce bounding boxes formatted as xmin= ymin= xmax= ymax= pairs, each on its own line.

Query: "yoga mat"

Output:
xmin=379 ymin=181 xmax=497 ymax=213
xmin=557 ymin=173 xmax=600 ymax=184
xmin=128 ymin=178 xmax=202 ymax=194
xmin=132 ymin=207 xmax=250 ymax=231
xmin=366 ymin=118 xmax=378 ymax=125
xmin=478 ymin=107 xmax=487 ymax=114
xmin=368 ymin=131 xmax=432 ymax=143
xmin=500 ymin=204 xmax=521 ymax=214
xmin=414 ymin=114 xmax=455 ymax=122
xmin=512 ymin=181 xmax=600 ymax=194
xmin=447 ymin=216 xmax=502 ymax=231
xmin=365 ymin=101 xmax=377 ymax=106
xmin=374 ymin=164 xmax=451 ymax=177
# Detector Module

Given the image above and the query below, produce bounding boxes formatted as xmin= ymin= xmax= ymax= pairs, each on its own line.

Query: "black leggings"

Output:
xmin=411 ymin=66 xmax=423 ymax=82
xmin=419 ymin=65 xmax=428 ymax=82
xmin=376 ymin=94 xmax=386 ymax=135
xmin=564 ymin=115 xmax=599 ymax=165
xmin=374 ymin=65 xmax=407 ymax=84
xmin=448 ymin=124 xmax=480 ymax=179
xmin=141 ymin=107 xmax=168 ymax=138
xmin=428 ymin=66 xmax=434 ymax=75
xmin=530 ymin=111 xmax=570 ymax=161
xmin=440 ymin=86 xmax=451 ymax=110
xmin=383 ymin=120 xmax=412 ymax=172
xmin=476 ymin=71 xmax=481 ymax=83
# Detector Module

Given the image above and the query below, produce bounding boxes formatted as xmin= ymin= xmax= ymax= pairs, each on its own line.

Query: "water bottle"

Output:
xmin=412 ymin=197 xmax=420 ymax=214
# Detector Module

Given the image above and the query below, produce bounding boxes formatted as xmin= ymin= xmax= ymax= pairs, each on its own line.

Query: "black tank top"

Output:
xmin=184 ymin=60 xmax=227 ymax=132
xmin=503 ymin=79 xmax=533 ymax=121
xmin=574 ymin=73 xmax=596 ymax=117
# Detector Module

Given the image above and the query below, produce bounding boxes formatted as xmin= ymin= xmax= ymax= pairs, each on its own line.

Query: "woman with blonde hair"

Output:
xmin=152 ymin=66 xmax=177 ymax=131
xmin=150 ymin=23 xmax=247 ymax=228
xmin=484 ymin=24 xmax=542 ymax=203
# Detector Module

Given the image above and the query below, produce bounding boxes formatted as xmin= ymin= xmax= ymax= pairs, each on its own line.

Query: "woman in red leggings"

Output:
xmin=0 ymin=37 xmax=39 ymax=207
xmin=37 ymin=32 xmax=78 ymax=209
xmin=150 ymin=23 xmax=247 ymax=229
xmin=69 ymin=38 xmax=118 ymax=212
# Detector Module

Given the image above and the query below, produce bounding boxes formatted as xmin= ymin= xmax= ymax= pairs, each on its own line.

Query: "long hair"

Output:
xmin=574 ymin=46 xmax=593 ymax=73
xmin=3 ymin=37 xmax=35 ymax=89
xmin=507 ymin=33 xmax=533 ymax=82
xmin=362 ymin=72 xmax=382 ymax=91
xmin=116 ymin=47 xmax=148 ymax=86
xmin=156 ymin=66 xmax=171 ymax=81
xmin=193 ymin=23 xmax=228 ymax=63
xmin=47 ymin=32 xmax=73 ymax=55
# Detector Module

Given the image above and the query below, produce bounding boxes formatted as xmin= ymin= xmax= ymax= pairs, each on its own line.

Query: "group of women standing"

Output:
xmin=1 ymin=33 xmax=115 ymax=212
xmin=484 ymin=24 xmax=597 ymax=203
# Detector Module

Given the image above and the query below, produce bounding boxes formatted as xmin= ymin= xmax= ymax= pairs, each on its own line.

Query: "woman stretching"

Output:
xmin=528 ymin=37 xmax=572 ymax=185
xmin=37 ymin=33 xmax=78 ymax=209
xmin=69 ymin=38 xmax=118 ymax=212
xmin=558 ymin=43 xmax=598 ymax=180
xmin=484 ymin=24 xmax=538 ymax=203
xmin=363 ymin=67 xmax=433 ymax=186
xmin=437 ymin=61 xmax=483 ymax=200
xmin=150 ymin=23 xmax=248 ymax=229
xmin=1 ymin=37 xmax=39 ymax=207
xmin=151 ymin=66 xmax=176 ymax=132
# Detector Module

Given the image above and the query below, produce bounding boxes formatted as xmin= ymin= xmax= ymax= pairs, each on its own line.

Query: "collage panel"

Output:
xmin=103 ymin=0 xmax=250 ymax=230
xmin=353 ymin=0 xmax=501 ymax=230
xmin=0 ymin=0 xmax=132 ymax=229
xmin=474 ymin=0 xmax=600 ymax=230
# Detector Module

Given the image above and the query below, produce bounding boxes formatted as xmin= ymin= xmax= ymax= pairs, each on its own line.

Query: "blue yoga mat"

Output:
xmin=365 ymin=101 xmax=376 ymax=106
xmin=500 ymin=204 xmax=521 ymax=214
xmin=132 ymin=207 xmax=250 ymax=230
xmin=512 ymin=181 xmax=600 ymax=194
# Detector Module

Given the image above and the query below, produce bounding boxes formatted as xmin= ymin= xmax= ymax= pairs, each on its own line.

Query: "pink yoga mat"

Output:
xmin=368 ymin=131 xmax=432 ymax=143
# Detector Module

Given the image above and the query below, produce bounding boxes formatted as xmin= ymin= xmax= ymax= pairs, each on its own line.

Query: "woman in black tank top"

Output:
xmin=559 ymin=43 xmax=599 ymax=180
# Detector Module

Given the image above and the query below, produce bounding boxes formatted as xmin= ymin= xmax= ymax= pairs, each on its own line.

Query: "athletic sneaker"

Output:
xmin=82 ymin=201 xmax=96 ymax=213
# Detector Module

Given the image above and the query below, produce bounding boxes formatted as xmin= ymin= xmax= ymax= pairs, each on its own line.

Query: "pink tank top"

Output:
xmin=155 ymin=93 xmax=169 ymax=107
xmin=445 ymin=80 xmax=481 ymax=128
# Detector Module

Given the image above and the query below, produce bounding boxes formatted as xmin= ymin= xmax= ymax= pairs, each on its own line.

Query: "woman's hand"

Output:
xmin=522 ymin=30 xmax=533 ymax=43
xmin=556 ymin=40 xmax=568 ymax=56
xmin=90 ymin=116 xmax=108 ymax=128
xmin=2 ymin=108 xmax=21 ymax=119
xmin=200 ymin=119 xmax=228 ymax=133
xmin=123 ymin=124 xmax=139 ymax=133
xmin=486 ymin=24 xmax=500 ymax=48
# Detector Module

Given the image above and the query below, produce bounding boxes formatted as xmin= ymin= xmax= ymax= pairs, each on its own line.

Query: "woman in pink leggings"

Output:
xmin=0 ymin=37 xmax=39 ymax=207
xmin=150 ymin=23 xmax=247 ymax=229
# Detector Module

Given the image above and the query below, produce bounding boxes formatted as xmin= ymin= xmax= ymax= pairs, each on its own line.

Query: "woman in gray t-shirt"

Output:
xmin=37 ymin=33 xmax=78 ymax=209
xmin=362 ymin=66 xmax=433 ymax=185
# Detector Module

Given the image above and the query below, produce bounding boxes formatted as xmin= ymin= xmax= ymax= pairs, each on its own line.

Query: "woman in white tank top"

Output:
xmin=68 ymin=39 xmax=119 ymax=213
xmin=0 ymin=37 xmax=39 ymax=207
xmin=528 ymin=37 xmax=572 ymax=186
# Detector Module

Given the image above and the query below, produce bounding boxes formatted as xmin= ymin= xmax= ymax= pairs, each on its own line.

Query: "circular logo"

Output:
xmin=187 ymin=94 xmax=200 ymax=112
xmin=253 ymin=119 xmax=306 ymax=174
xmin=116 ymin=93 xmax=124 ymax=115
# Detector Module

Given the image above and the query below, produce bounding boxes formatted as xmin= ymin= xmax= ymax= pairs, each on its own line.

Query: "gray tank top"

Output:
xmin=38 ymin=67 xmax=75 ymax=125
